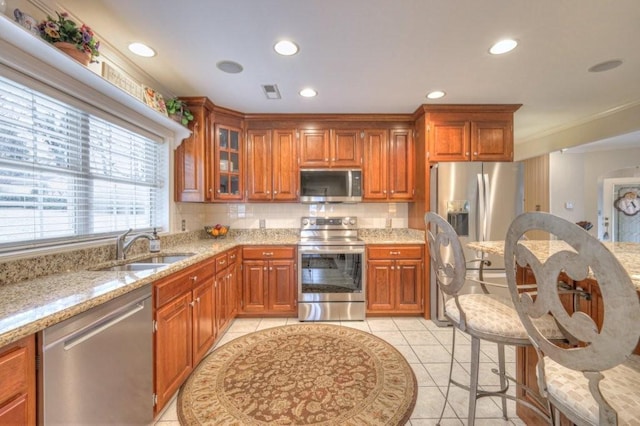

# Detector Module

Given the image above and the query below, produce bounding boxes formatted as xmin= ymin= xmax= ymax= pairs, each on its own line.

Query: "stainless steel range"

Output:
xmin=298 ymin=216 xmax=366 ymax=321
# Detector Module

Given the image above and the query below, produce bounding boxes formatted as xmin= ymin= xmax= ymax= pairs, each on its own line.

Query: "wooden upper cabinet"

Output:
xmin=299 ymin=129 xmax=330 ymax=167
xmin=299 ymin=128 xmax=361 ymax=168
xmin=424 ymin=105 xmax=520 ymax=162
xmin=363 ymin=129 xmax=389 ymax=200
xmin=363 ymin=128 xmax=414 ymax=201
xmin=389 ymin=128 xmax=414 ymax=200
xmin=330 ymin=129 xmax=363 ymax=167
xmin=271 ymin=129 xmax=298 ymax=201
xmin=213 ymin=124 xmax=243 ymax=200
xmin=174 ymin=98 xmax=213 ymax=202
xmin=246 ymin=130 xmax=271 ymax=201
xmin=471 ymin=120 xmax=513 ymax=161
xmin=246 ymin=129 xmax=298 ymax=201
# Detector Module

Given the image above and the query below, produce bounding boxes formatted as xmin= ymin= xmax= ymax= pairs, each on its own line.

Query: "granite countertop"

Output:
xmin=468 ymin=240 xmax=640 ymax=290
xmin=0 ymin=228 xmax=425 ymax=347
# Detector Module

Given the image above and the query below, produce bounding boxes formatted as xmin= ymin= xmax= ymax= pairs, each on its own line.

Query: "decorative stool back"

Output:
xmin=504 ymin=211 xmax=640 ymax=425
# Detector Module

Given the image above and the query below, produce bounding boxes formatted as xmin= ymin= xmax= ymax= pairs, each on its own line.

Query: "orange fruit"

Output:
xmin=212 ymin=228 xmax=219 ymax=236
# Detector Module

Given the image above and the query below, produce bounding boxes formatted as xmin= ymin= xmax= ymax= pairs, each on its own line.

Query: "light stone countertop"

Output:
xmin=0 ymin=228 xmax=424 ymax=347
xmin=468 ymin=240 xmax=640 ymax=290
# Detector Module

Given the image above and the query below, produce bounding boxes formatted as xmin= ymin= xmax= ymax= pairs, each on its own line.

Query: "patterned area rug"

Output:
xmin=178 ymin=324 xmax=417 ymax=425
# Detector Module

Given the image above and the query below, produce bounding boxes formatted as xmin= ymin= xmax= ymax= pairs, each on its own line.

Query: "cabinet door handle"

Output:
xmin=474 ymin=152 xmax=478 ymax=156
xmin=273 ymin=190 xmax=278 ymax=195
xmin=208 ymin=188 xmax=213 ymax=193
xmin=230 ymin=254 xmax=236 ymax=260
xmin=266 ymin=191 xmax=270 ymax=194
xmin=465 ymin=151 xmax=470 ymax=156
xmin=391 ymin=266 xmax=395 ymax=270
xmin=390 ymin=190 xmax=394 ymax=194
xmin=324 ymin=158 xmax=329 ymax=162
xmin=189 ymin=300 xmax=196 ymax=307
xmin=196 ymin=297 xmax=200 ymax=304
xmin=191 ymin=275 xmax=198 ymax=282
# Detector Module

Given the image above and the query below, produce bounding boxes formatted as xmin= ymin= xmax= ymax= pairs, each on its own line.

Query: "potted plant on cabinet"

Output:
xmin=166 ymin=98 xmax=194 ymax=126
xmin=37 ymin=11 xmax=100 ymax=66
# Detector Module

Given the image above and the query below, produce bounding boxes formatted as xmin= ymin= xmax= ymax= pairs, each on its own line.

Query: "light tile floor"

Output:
xmin=154 ymin=317 xmax=526 ymax=426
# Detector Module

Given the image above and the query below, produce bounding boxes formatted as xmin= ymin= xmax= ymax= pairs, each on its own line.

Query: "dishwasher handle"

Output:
xmin=63 ymin=302 xmax=145 ymax=351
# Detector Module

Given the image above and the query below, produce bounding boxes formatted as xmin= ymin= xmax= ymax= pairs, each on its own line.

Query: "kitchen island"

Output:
xmin=467 ymin=239 xmax=640 ymax=424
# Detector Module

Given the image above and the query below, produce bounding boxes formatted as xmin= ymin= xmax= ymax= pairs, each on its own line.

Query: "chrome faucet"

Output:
xmin=115 ymin=229 xmax=156 ymax=260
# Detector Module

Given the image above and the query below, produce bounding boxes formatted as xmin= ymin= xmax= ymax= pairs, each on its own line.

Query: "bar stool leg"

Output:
xmin=436 ymin=325 xmax=458 ymax=425
xmin=498 ymin=343 xmax=508 ymax=420
xmin=468 ymin=336 xmax=481 ymax=425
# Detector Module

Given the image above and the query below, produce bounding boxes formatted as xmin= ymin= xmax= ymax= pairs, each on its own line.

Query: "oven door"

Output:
xmin=298 ymin=245 xmax=365 ymax=302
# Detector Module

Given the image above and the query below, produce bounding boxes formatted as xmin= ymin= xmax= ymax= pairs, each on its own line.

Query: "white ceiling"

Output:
xmin=58 ymin=0 xmax=640 ymax=155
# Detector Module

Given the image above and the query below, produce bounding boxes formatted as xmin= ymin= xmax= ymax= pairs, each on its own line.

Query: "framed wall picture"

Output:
xmin=101 ymin=62 xmax=144 ymax=101
xmin=142 ymin=86 xmax=168 ymax=116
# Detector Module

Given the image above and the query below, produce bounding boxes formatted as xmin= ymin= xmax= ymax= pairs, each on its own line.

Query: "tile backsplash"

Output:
xmin=176 ymin=202 xmax=409 ymax=232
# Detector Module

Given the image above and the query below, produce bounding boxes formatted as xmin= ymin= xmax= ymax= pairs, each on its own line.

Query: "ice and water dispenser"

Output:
xmin=446 ymin=200 xmax=469 ymax=236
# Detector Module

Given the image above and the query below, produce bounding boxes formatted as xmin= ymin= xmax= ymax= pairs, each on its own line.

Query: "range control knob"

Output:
xmin=310 ymin=219 xmax=316 ymax=225
xmin=343 ymin=218 xmax=349 ymax=225
xmin=302 ymin=218 xmax=309 ymax=225
xmin=349 ymin=218 xmax=356 ymax=225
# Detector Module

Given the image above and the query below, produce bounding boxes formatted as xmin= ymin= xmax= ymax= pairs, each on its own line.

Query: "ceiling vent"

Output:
xmin=262 ymin=84 xmax=281 ymax=100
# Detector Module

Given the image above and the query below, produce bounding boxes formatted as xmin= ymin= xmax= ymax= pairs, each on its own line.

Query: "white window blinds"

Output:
xmin=0 ymin=74 xmax=165 ymax=251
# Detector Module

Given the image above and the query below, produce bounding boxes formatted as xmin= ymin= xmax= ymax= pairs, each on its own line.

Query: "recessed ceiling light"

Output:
xmin=216 ymin=60 xmax=244 ymax=74
xmin=489 ymin=39 xmax=518 ymax=55
xmin=274 ymin=40 xmax=299 ymax=56
xmin=128 ymin=42 xmax=156 ymax=57
xmin=588 ymin=59 xmax=623 ymax=73
xmin=299 ymin=88 xmax=317 ymax=98
xmin=426 ymin=90 xmax=446 ymax=99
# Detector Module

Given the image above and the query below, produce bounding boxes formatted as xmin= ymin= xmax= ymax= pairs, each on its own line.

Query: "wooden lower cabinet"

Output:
xmin=241 ymin=246 xmax=297 ymax=315
xmin=366 ymin=245 xmax=424 ymax=314
xmin=153 ymin=257 xmax=216 ymax=416
xmin=0 ymin=335 xmax=35 ymax=426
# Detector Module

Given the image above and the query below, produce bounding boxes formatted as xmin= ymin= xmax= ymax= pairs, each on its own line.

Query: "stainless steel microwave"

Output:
xmin=299 ymin=169 xmax=362 ymax=203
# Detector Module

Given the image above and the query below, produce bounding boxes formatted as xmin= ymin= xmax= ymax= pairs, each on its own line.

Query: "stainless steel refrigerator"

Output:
xmin=429 ymin=161 xmax=524 ymax=325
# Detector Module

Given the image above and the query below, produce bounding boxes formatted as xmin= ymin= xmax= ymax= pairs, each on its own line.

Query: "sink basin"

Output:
xmin=96 ymin=263 xmax=169 ymax=272
xmin=131 ymin=253 xmax=196 ymax=264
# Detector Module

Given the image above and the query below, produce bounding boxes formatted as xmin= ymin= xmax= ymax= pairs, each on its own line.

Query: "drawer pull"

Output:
xmin=263 ymin=252 xmax=274 ymax=256
xmin=191 ymin=275 xmax=198 ymax=282
xmin=219 ymin=260 xmax=226 ymax=265
xmin=389 ymin=251 xmax=401 ymax=255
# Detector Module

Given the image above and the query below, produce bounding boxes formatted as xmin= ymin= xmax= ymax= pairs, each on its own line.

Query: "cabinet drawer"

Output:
xmin=154 ymin=260 xmax=214 ymax=307
xmin=215 ymin=253 xmax=228 ymax=273
xmin=227 ymin=248 xmax=239 ymax=265
xmin=0 ymin=343 xmax=29 ymax=404
xmin=243 ymin=246 xmax=295 ymax=260
xmin=367 ymin=245 xmax=423 ymax=260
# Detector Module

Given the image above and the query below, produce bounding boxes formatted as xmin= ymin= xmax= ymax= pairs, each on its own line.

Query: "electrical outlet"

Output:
xmin=259 ymin=219 xmax=266 ymax=229
xmin=181 ymin=219 xmax=186 ymax=231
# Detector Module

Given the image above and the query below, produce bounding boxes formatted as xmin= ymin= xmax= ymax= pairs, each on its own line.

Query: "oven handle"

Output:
xmin=298 ymin=245 xmax=365 ymax=254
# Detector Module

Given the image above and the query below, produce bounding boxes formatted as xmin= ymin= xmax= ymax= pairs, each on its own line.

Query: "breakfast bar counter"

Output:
xmin=468 ymin=239 xmax=640 ymax=290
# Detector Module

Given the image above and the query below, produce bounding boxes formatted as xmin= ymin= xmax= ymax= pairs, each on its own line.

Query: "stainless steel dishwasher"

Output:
xmin=38 ymin=284 xmax=153 ymax=425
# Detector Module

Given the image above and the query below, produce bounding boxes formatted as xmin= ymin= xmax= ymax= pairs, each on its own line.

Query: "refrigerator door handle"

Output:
xmin=482 ymin=173 xmax=490 ymax=240
xmin=477 ymin=173 xmax=486 ymax=242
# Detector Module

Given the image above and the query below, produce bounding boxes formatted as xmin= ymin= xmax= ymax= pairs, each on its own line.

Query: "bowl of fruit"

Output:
xmin=204 ymin=224 xmax=230 ymax=238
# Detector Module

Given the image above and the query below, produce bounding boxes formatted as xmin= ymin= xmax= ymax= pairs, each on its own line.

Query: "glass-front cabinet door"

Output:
xmin=214 ymin=124 xmax=243 ymax=200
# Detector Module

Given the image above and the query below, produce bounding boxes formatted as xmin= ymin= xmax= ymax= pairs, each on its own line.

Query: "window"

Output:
xmin=0 ymin=75 xmax=165 ymax=251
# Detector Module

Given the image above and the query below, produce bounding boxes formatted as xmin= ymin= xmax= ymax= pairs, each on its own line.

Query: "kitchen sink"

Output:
xmin=96 ymin=263 xmax=170 ymax=272
xmin=93 ymin=253 xmax=196 ymax=272
xmin=131 ymin=253 xmax=196 ymax=264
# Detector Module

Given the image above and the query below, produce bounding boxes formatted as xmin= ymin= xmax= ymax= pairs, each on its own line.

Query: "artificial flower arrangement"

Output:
xmin=38 ymin=11 xmax=100 ymax=63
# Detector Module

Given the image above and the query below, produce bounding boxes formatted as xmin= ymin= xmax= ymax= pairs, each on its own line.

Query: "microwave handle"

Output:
xmin=348 ymin=171 xmax=353 ymax=197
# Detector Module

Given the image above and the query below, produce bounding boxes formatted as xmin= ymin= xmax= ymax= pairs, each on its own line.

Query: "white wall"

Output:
xmin=175 ymin=202 xmax=408 ymax=231
xmin=549 ymin=145 xmax=640 ymax=238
